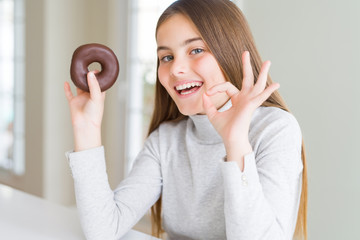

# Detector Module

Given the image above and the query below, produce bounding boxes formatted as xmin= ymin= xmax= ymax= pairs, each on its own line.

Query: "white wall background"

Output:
xmin=42 ymin=0 xmax=129 ymax=204
xmin=0 ymin=0 xmax=129 ymax=204
xmin=243 ymin=0 xmax=360 ymax=239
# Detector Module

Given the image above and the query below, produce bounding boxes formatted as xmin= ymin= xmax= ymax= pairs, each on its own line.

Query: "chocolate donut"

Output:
xmin=70 ymin=43 xmax=119 ymax=92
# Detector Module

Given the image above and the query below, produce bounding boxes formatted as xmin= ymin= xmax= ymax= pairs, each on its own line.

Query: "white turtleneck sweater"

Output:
xmin=66 ymin=104 xmax=303 ymax=240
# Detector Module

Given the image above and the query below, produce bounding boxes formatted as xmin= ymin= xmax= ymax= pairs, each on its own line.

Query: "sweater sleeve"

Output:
xmin=66 ymin=130 xmax=162 ymax=240
xmin=221 ymin=111 xmax=303 ymax=240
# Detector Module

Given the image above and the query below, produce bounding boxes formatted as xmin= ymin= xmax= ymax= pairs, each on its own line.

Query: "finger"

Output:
xmin=94 ymin=70 xmax=106 ymax=100
xmin=254 ymin=82 xmax=280 ymax=106
xmin=242 ymin=51 xmax=254 ymax=91
xmin=253 ymin=60 xmax=271 ymax=93
xmin=64 ymin=82 xmax=74 ymax=102
xmin=87 ymin=71 xmax=102 ymax=100
xmin=202 ymin=93 xmax=218 ymax=119
xmin=206 ymin=82 xmax=239 ymax=98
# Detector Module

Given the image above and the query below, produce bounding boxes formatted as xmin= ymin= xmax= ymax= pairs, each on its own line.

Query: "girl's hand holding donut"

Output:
xmin=64 ymin=71 xmax=106 ymax=151
xmin=202 ymin=51 xmax=280 ymax=170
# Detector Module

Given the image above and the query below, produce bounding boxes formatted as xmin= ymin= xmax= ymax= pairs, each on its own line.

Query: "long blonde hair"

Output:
xmin=148 ymin=0 xmax=308 ymax=239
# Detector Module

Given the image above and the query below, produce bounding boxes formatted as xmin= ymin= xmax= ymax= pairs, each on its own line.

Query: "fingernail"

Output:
xmin=89 ymin=72 xmax=95 ymax=79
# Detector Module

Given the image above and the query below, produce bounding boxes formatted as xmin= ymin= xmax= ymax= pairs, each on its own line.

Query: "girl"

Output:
xmin=64 ymin=0 xmax=307 ymax=239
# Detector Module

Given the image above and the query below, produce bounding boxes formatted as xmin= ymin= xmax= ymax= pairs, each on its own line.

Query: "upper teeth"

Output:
xmin=175 ymin=82 xmax=203 ymax=91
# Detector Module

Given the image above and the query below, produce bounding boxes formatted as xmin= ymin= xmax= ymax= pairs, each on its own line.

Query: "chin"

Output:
xmin=177 ymin=105 xmax=203 ymax=116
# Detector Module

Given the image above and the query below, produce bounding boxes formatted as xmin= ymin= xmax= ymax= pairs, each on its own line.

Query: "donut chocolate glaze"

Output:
xmin=70 ymin=43 xmax=119 ymax=92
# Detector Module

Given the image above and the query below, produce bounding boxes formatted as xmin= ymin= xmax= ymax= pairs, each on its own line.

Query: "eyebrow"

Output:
xmin=157 ymin=37 xmax=203 ymax=52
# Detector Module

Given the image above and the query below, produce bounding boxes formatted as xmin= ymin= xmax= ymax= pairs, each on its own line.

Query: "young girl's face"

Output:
xmin=156 ymin=14 xmax=229 ymax=115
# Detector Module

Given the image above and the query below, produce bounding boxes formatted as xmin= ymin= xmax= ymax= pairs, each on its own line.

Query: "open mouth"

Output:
xmin=175 ymin=82 xmax=203 ymax=95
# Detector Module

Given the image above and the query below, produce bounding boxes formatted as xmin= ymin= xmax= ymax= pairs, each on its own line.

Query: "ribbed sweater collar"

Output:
xmin=187 ymin=100 xmax=232 ymax=144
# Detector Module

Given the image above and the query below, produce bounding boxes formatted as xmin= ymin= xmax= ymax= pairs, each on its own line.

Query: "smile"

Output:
xmin=174 ymin=81 xmax=203 ymax=96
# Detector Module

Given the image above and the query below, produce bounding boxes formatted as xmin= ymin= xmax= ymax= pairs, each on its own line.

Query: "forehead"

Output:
xmin=156 ymin=14 xmax=201 ymax=45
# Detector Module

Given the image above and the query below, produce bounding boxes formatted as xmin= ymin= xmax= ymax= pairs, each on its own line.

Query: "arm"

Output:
xmin=222 ymin=111 xmax=303 ymax=239
xmin=67 ymin=130 xmax=162 ymax=240
xmin=64 ymin=73 xmax=162 ymax=239
xmin=202 ymin=51 xmax=301 ymax=239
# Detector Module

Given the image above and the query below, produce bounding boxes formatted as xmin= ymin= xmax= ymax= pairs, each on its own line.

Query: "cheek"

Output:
xmin=194 ymin=55 xmax=225 ymax=83
xmin=157 ymin=66 xmax=168 ymax=88
xmin=193 ymin=56 xmax=209 ymax=73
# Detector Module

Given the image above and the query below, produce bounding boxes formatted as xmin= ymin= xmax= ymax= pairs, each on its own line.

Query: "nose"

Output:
xmin=170 ymin=56 xmax=188 ymax=77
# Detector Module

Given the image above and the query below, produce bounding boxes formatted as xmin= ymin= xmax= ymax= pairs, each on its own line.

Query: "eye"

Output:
xmin=160 ymin=55 xmax=174 ymax=62
xmin=190 ymin=48 xmax=204 ymax=55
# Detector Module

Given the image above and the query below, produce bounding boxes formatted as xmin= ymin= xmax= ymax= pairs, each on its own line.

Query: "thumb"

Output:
xmin=87 ymin=71 xmax=102 ymax=100
xmin=202 ymin=92 xmax=218 ymax=120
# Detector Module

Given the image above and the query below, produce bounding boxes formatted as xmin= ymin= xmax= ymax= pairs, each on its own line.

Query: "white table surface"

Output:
xmin=0 ymin=184 xmax=159 ymax=240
